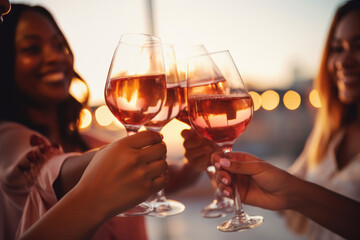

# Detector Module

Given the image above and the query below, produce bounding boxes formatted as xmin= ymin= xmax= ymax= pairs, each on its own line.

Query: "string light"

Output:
xmin=95 ymin=105 xmax=114 ymax=126
xmin=283 ymin=90 xmax=301 ymax=110
xmin=309 ymin=89 xmax=321 ymax=108
xmin=248 ymin=91 xmax=261 ymax=111
xmin=261 ymin=90 xmax=280 ymax=111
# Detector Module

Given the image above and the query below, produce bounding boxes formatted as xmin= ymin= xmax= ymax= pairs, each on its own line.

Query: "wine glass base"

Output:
xmin=147 ymin=199 xmax=185 ymax=217
xmin=117 ymin=202 xmax=153 ymax=217
xmin=217 ymin=214 xmax=263 ymax=232
xmin=201 ymin=197 xmax=234 ymax=218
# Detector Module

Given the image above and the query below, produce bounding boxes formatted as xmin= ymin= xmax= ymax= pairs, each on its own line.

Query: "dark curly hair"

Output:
xmin=0 ymin=3 xmax=89 ymax=151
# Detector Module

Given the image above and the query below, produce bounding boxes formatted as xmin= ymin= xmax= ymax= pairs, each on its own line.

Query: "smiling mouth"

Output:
xmin=42 ymin=72 xmax=66 ymax=83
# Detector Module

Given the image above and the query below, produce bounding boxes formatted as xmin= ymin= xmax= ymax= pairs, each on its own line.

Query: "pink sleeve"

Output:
xmin=16 ymin=152 xmax=80 ymax=238
xmin=0 ymin=122 xmax=81 ymax=239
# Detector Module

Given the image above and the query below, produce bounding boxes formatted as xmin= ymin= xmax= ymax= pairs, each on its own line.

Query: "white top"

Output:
xmin=287 ymin=129 xmax=360 ymax=240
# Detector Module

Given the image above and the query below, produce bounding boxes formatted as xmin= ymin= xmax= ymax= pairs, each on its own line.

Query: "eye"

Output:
xmin=20 ymin=44 xmax=41 ymax=55
xmin=329 ymin=45 xmax=344 ymax=53
xmin=53 ymin=38 xmax=70 ymax=55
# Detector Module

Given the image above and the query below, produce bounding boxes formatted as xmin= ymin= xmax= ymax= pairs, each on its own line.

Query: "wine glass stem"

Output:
xmin=220 ymin=144 xmax=247 ymax=219
xmin=144 ymin=126 xmax=170 ymax=206
xmin=234 ymin=186 xmax=246 ymax=218
xmin=125 ymin=125 xmax=141 ymax=135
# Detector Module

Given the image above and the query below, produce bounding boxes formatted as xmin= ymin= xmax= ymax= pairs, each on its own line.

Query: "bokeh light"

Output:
xmin=248 ymin=91 xmax=261 ymax=111
xmin=69 ymin=78 xmax=89 ymax=104
xmin=283 ymin=90 xmax=301 ymax=110
xmin=309 ymin=89 xmax=321 ymax=108
xmin=95 ymin=105 xmax=114 ymax=126
xmin=79 ymin=108 xmax=92 ymax=129
xmin=261 ymin=90 xmax=280 ymax=111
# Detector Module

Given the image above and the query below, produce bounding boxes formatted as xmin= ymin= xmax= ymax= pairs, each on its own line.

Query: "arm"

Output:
xmin=212 ymin=152 xmax=360 ymax=239
xmin=19 ymin=131 xmax=168 ymax=240
xmin=53 ymin=149 xmax=97 ymax=199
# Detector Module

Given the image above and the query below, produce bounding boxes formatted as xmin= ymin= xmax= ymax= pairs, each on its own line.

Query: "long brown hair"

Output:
xmin=307 ymin=0 xmax=360 ymax=165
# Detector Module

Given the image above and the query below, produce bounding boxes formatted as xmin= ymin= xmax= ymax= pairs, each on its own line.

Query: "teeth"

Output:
xmin=42 ymin=72 xmax=65 ymax=83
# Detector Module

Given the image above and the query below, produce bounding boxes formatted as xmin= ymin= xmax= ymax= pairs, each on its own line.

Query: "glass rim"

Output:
xmin=118 ymin=33 xmax=162 ymax=47
xmin=187 ymin=49 xmax=230 ymax=60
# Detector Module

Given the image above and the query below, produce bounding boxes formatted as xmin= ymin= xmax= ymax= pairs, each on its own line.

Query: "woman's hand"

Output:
xmin=212 ymin=151 xmax=293 ymax=211
xmin=76 ymin=130 xmax=168 ymax=218
xmin=181 ymin=129 xmax=221 ymax=171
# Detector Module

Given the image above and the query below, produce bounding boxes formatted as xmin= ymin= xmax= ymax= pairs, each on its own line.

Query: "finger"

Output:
xmin=138 ymin=142 xmax=167 ymax=163
xmin=124 ymin=131 xmax=163 ymax=149
xmin=180 ymin=129 xmax=195 ymax=139
xmin=184 ymin=146 xmax=210 ymax=161
xmin=216 ymin=170 xmax=232 ymax=186
xmin=146 ymin=159 xmax=168 ymax=180
xmin=214 ymin=152 xmax=268 ymax=175
xmin=151 ymin=175 xmax=167 ymax=192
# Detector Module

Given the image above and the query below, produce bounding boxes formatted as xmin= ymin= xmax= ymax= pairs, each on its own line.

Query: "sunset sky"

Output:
xmin=12 ymin=0 xmax=345 ymax=106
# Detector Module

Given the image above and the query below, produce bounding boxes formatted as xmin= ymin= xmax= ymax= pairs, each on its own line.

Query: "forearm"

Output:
xmin=289 ymin=177 xmax=360 ymax=239
xmin=53 ymin=149 xmax=97 ymax=199
xmin=19 ymin=186 xmax=107 ymax=240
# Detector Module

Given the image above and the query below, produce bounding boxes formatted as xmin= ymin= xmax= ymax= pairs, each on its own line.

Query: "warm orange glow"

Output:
xmin=79 ymin=108 xmax=92 ymax=129
xmin=309 ymin=89 xmax=321 ymax=108
xmin=248 ymin=91 xmax=261 ymax=111
xmin=70 ymin=78 xmax=88 ymax=104
xmin=261 ymin=90 xmax=280 ymax=111
xmin=161 ymin=119 xmax=191 ymax=162
xmin=95 ymin=105 xmax=114 ymax=127
xmin=283 ymin=90 xmax=301 ymax=110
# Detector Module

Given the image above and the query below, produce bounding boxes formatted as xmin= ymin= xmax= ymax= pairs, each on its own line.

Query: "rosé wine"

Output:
xmin=188 ymin=94 xmax=253 ymax=144
xmin=105 ymin=74 xmax=166 ymax=126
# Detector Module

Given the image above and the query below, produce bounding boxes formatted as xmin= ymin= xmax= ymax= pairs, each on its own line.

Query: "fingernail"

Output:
xmin=220 ymin=158 xmax=231 ymax=167
xmin=221 ymin=177 xmax=229 ymax=185
xmin=214 ymin=162 xmax=221 ymax=169
xmin=223 ymin=189 xmax=230 ymax=197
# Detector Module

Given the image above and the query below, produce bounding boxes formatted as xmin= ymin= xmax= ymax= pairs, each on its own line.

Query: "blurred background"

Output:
xmin=11 ymin=0 xmax=346 ymax=239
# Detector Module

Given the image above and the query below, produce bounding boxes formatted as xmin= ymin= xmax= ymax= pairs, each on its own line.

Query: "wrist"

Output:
xmin=286 ymin=175 xmax=313 ymax=212
xmin=68 ymin=183 xmax=110 ymax=226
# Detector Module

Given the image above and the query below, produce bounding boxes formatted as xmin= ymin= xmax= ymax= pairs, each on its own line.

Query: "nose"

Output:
xmin=43 ymin=45 xmax=68 ymax=65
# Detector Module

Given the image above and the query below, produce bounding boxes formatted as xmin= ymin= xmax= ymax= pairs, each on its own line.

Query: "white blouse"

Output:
xmin=287 ymin=129 xmax=360 ymax=240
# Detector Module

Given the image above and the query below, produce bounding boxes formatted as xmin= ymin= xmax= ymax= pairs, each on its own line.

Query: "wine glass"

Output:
xmin=181 ymin=45 xmax=234 ymax=218
xmin=186 ymin=50 xmax=263 ymax=231
xmin=104 ymin=33 xmax=167 ymax=216
xmin=144 ymin=44 xmax=185 ymax=217
xmin=176 ymin=44 xmax=208 ymax=125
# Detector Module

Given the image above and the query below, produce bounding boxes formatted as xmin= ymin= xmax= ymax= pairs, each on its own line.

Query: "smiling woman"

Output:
xmin=0 ymin=4 xmax=168 ymax=240
xmin=14 ymin=9 xmax=73 ymax=106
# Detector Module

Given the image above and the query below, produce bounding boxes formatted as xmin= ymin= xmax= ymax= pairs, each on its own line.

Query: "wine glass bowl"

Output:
xmin=104 ymin=33 xmax=167 ymax=216
xmin=105 ymin=33 xmax=167 ymax=135
xmin=187 ymin=50 xmax=263 ymax=231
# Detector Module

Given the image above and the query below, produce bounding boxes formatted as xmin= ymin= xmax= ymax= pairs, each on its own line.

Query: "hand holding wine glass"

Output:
xmin=187 ymin=50 xmax=263 ymax=232
xmin=104 ymin=33 xmax=167 ymax=216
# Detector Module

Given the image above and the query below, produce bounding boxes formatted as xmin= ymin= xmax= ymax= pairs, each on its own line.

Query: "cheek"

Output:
xmin=15 ymin=56 xmax=40 ymax=75
xmin=327 ymin=56 xmax=336 ymax=75
xmin=14 ymin=57 xmax=40 ymax=89
xmin=65 ymin=55 xmax=74 ymax=73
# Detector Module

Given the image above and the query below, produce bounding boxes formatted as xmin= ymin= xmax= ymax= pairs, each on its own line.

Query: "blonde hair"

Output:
xmin=306 ymin=1 xmax=359 ymax=166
